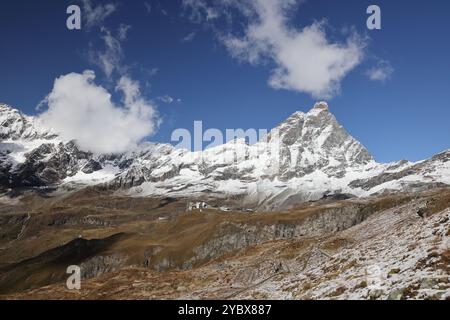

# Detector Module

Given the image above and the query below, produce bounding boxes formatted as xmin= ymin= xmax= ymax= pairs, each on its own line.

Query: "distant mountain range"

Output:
xmin=1 ymin=102 xmax=449 ymax=210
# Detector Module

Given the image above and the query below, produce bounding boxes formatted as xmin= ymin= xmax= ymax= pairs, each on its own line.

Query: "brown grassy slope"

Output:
xmin=0 ymin=187 xmax=449 ymax=297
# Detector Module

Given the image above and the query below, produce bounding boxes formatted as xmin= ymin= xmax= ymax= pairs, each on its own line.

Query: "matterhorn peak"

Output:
xmin=312 ymin=101 xmax=329 ymax=111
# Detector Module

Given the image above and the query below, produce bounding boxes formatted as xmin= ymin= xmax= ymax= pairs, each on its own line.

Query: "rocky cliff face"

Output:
xmin=1 ymin=102 xmax=449 ymax=209
xmin=181 ymin=202 xmax=382 ymax=269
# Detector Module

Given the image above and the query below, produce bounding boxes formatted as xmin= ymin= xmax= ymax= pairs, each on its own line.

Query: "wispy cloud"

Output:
xmin=158 ymin=95 xmax=174 ymax=104
xmin=182 ymin=0 xmax=219 ymax=23
xmin=182 ymin=32 xmax=197 ymax=42
xmin=118 ymin=23 xmax=131 ymax=41
xmin=145 ymin=0 xmax=168 ymax=16
xmin=366 ymin=60 xmax=394 ymax=82
xmin=81 ymin=0 xmax=128 ymax=79
xmin=157 ymin=95 xmax=182 ymax=104
xmin=144 ymin=1 xmax=152 ymax=13
xmin=88 ymin=26 xmax=129 ymax=79
xmin=81 ymin=0 xmax=117 ymax=30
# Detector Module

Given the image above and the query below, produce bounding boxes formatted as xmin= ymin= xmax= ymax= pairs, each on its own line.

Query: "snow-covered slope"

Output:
xmin=1 ymin=102 xmax=449 ymax=209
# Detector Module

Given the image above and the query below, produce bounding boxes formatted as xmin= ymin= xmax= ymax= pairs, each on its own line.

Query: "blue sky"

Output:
xmin=0 ymin=0 xmax=450 ymax=162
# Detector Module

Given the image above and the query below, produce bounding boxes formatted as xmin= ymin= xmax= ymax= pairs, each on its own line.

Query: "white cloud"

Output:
xmin=81 ymin=0 xmax=117 ymax=29
xmin=366 ymin=60 xmax=394 ymax=82
xmin=182 ymin=32 xmax=197 ymax=42
xmin=118 ymin=24 xmax=131 ymax=41
xmin=38 ymin=71 xmax=159 ymax=154
xmin=89 ymin=27 xmax=127 ymax=78
xmin=144 ymin=1 xmax=152 ymax=13
xmin=182 ymin=0 xmax=219 ymax=23
xmin=142 ymin=67 xmax=159 ymax=77
xmin=80 ymin=0 xmax=128 ymax=79
xmin=158 ymin=95 xmax=175 ymax=104
xmin=147 ymin=0 xmax=168 ymax=16
xmin=184 ymin=0 xmax=366 ymax=99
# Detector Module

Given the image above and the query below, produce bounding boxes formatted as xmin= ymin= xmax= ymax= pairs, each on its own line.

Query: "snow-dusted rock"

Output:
xmin=0 ymin=102 xmax=449 ymax=209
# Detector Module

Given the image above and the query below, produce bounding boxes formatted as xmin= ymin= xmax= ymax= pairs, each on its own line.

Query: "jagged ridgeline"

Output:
xmin=0 ymin=102 xmax=449 ymax=210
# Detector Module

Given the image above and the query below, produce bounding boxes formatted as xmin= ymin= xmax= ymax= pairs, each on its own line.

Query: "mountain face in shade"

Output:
xmin=0 ymin=102 xmax=449 ymax=210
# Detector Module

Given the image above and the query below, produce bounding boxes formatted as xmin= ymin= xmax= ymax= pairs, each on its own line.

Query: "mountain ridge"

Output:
xmin=1 ymin=102 xmax=449 ymax=210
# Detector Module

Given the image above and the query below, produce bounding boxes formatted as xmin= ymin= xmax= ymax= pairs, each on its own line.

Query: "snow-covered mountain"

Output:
xmin=1 ymin=102 xmax=449 ymax=209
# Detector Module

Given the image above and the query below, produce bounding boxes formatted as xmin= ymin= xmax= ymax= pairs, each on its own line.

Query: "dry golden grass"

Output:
xmin=321 ymin=238 xmax=352 ymax=251
xmin=422 ymin=189 xmax=450 ymax=216
xmin=278 ymin=240 xmax=312 ymax=260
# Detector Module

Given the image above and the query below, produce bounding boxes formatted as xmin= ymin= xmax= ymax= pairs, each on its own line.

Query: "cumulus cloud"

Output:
xmin=81 ymin=0 xmax=117 ymax=29
xmin=366 ymin=60 xmax=394 ymax=82
xmin=183 ymin=0 xmax=366 ymax=99
xmin=38 ymin=71 xmax=159 ymax=154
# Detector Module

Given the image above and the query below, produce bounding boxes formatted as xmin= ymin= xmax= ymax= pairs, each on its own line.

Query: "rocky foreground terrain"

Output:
xmin=0 ymin=187 xmax=448 ymax=300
